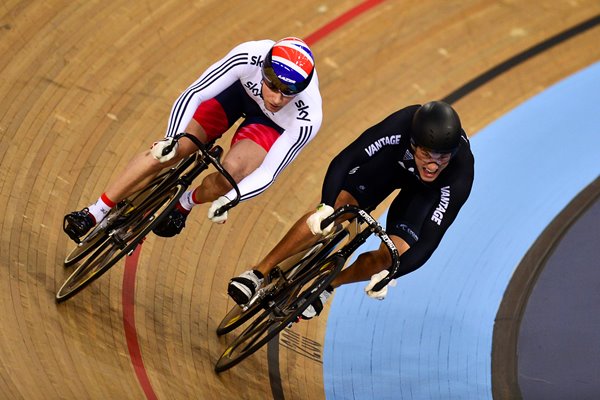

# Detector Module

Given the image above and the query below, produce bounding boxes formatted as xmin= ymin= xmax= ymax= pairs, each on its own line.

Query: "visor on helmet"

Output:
xmin=261 ymin=37 xmax=314 ymax=96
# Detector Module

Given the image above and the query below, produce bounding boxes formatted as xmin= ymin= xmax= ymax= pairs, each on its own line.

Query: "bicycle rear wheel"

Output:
xmin=214 ymin=253 xmax=345 ymax=373
xmin=216 ymin=227 xmax=348 ymax=336
xmin=56 ymin=182 xmax=187 ymax=302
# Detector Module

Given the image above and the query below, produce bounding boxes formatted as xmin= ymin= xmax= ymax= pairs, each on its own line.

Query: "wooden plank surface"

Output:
xmin=0 ymin=1 xmax=598 ymax=399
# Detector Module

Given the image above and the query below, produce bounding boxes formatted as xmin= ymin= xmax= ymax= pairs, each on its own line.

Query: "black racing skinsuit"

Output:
xmin=320 ymin=105 xmax=475 ymax=278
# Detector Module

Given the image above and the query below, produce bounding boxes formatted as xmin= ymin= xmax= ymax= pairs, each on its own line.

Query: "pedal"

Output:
xmin=287 ymin=317 xmax=301 ymax=328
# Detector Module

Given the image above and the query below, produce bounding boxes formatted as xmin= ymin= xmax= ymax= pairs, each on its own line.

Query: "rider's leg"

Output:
xmin=153 ymin=121 xmax=275 ymax=238
xmin=330 ymin=234 xmax=409 ymax=288
xmin=330 ymin=182 xmax=432 ymax=288
xmin=300 ymin=234 xmax=409 ymax=320
xmin=104 ymin=120 xmax=207 ymax=203
xmin=182 ymin=113 xmax=282 ymax=208
xmin=86 ymin=83 xmax=241 ymax=222
xmin=172 ymin=80 xmax=280 ymax=210
xmin=192 ymin=138 xmax=267 ymax=203
xmin=253 ymin=209 xmax=315 ymax=276
xmin=228 ymin=191 xmax=359 ymax=305
xmin=63 ymin=120 xmax=207 ymax=242
xmin=253 ymin=190 xmax=359 ymax=277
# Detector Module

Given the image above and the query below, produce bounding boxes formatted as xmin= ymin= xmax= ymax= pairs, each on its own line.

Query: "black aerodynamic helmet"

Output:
xmin=411 ymin=101 xmax=462 ymax=154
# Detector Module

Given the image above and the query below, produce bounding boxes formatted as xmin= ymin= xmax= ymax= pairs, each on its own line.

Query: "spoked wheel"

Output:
xmin=216 ymin=227 xmax=348 ymax=336
xmin=56 ymin=182 xmax=187 ymax=302
xmin=214 ymin=253 xmax=345 ymax=373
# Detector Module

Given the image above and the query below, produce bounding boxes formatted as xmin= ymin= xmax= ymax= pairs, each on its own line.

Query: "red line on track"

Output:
xmin=121 ymin=1 xmax=385 ymax=398
xmin=123 ymin=245 xmax=158 ymax=400
xmin=303 ymin=0 xmax=385 ymax=46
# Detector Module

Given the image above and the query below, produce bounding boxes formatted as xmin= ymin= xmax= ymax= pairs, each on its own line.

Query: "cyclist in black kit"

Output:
xmin=228 ymin=101 xmax=475 ymax=319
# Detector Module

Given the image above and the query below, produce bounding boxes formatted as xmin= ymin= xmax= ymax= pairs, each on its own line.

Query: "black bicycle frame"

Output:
xmin=167 ymin=132 xmax=241 ymax=216
xmin=320 ymin=205 xmax=401 ymax=292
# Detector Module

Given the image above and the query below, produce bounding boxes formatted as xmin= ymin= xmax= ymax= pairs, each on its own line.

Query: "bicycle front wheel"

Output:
xmin=63 ymin=227 xmax=109 ymax=267
xmin=216 ymin=227 xmax=348 ymax=336
xmin=56 ymin=182 xmax=187 ymax=302
xmin=62 ymin=155 xmax=196 ymax=267
xmin=214 ymin=253 xmax=345 ymax=373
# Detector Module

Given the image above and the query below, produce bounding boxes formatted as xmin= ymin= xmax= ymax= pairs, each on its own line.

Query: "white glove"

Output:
xmin=364 ymin=269 xmax=397 ymax=300
xmin=208 ymin=195 xmax=231 ymax=224
xmin=306 ymin=204 xmax=335 ymax=235
xmin=150 ymin=137 xmax=179 ymax=163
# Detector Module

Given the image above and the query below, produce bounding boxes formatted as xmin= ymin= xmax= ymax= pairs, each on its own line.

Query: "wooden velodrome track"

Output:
xmin=1 ymin=1 xmax=599 ymax=399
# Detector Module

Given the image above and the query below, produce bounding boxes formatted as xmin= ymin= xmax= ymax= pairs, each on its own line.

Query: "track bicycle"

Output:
xmin=56 ymin=133 xmax=240 ymax=302
xmin=214 ymin=204 xmax=401 ymax=372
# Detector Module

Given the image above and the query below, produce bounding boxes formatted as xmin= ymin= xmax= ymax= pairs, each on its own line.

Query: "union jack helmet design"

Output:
xmin=262 ymin=37 xmax=315 ymax=95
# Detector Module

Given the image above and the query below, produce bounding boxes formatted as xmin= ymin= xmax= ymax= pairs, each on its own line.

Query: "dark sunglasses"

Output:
xmin=261 ymin=68 xmax=299 ymax=98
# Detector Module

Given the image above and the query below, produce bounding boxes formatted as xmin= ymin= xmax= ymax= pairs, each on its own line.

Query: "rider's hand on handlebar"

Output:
xmin=151 ymin=137 xmax=179 ymax=163
xmin=208 ymin=195 xmax=231 ymax=224
xmin=365 ymin=269 xmax=397 ymax=300
xmin=306 ymin=203 xmax=334 ymax=235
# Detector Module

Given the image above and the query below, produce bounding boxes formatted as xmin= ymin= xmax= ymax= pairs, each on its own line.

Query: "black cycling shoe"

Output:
xmin=152 ymin=207 xmax=188 ymax=237
xmin=63 ymin=208 xmax=96 ymax=243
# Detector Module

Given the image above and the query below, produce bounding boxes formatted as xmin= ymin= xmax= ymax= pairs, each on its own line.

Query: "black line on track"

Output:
xmin=442 ymin=14 xmax=600 ymax=104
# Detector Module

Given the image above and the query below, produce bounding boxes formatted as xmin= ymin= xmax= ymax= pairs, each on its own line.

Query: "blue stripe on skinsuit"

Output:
xmin=323 ymin=61 xmax=600 ymax=400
